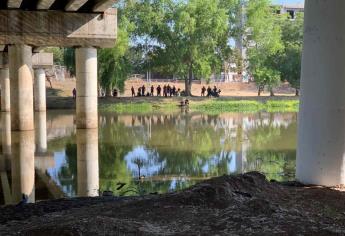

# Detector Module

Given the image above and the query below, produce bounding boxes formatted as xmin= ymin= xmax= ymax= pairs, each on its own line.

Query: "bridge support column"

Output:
xmin=33 ymin=68 xmax=46 ymax=112
xmin=35 ymin=112 xmax=47 ymax=153
xmin=2 ymin=112 xmax=11 ymax=157
xmin=8 ymin=45 xmax=34 ymax=131
xmin=75 ymin=47 xmax=98 ymax=129
xmin=77 ymin=129 xmax=99 ymax=197
xmin=1 ymin=68 xmax=10 ymax=112
xmin=297 ymin=0 xmax=345 ymax=186
xmin=11 ymin=131 xmax=35 ymax=203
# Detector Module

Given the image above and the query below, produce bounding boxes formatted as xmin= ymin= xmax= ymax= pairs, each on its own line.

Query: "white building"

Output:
xmin=276 ymin=3 xmax=304 ymax=19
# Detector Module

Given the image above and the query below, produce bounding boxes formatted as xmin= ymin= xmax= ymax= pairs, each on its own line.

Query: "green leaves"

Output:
xmin=98 ymin=7 xmax=132 ymax=92
xmin=247 ymin=0 xmax=303 ymax=95
xmin=126 ymin=0 xmax=237 ymax=94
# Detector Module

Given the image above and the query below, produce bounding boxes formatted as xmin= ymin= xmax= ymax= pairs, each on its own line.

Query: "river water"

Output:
xmin=0 ymin=110 xmax=297 ymax=205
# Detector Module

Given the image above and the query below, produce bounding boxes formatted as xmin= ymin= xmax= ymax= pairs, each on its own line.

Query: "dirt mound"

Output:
xmin=161 ymin=172 xmax=285 ymax=209
xmin=1 ymin=172 xmax=345 ymax=235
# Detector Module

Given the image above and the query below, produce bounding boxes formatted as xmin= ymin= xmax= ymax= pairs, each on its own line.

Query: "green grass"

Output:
xmin=100 ymin=102 xmax=179 ymax=113
xmin=265 ymin=100 xmax=299 ymax=112
xmin=100 ymin=99 xmax=300 ymax=114
xmin=190 ymin=100 xmax=264 ymax=113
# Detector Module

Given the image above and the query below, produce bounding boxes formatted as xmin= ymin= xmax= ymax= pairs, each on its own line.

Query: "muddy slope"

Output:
xmin=1 ymin=172 xmax=345 ymax=235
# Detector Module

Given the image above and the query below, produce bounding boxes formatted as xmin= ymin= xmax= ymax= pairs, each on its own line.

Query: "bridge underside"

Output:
xmin=1 ymin=0 xmax=114 ymax=13
xmin=0 ymin=0 xmax=116 ymax=203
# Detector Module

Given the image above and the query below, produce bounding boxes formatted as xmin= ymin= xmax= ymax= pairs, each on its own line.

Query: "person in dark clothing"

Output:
xmin=113 ymin=88 xmax=118 ymax=97
xmin=131 ymin=86 xmax=135 ymax=97
xmin=137 ymin=87 xmax=142 ymax=97
xmin=157 ymin=85 xmax=162 ymax=96
xmin=213 ymin=86 xmax=218 ymax=95
xmin=163 ymin=85 xmax=167 ymax=97
xmin=172 ymin=86 xmax=176 ymax=96
xmin=167 ymin=84 xmax=171 ymax=97
xmin=113 ymin=89 xmax=118 ymax=97
xmin=151 ymin=85 xmax=154 ymax=96
xmin=201 ymin=86 xmax=206 ymax=97
xmin=207 ymin=86 xmax=212 ymax=97
xmin=72 ymin=88 xmax=76 ymax=99
xmin=142 ymin=85 xmax=146 ymax=96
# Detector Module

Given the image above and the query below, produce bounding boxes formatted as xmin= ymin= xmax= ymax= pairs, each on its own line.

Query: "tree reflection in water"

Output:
xmin=54 ymin=112 xmax=297 ymax=197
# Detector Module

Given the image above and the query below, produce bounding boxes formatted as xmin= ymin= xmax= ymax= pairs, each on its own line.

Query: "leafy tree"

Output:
xmin=98 ymin=27 xmax=131 ymax=94
xmin=63 ymin=48 xmax=76 ymax=77
xmin=126 ymin=0 xmax=237 ymax=96
xmin=277 ymin=13 xmax=304 ymax=96
xmin=246 ymin=0 xmax=283 ymax=96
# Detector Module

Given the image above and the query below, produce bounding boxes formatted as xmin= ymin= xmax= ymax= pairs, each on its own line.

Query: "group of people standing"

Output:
xmin=201 ymin=86 xmax=221 ymax=97
xmin=131 ymin=84 xmax=181 ymax=97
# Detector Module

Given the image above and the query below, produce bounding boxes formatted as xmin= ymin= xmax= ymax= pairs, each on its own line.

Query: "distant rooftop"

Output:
xmin=279 ymin=3 xmax=304 ymax=9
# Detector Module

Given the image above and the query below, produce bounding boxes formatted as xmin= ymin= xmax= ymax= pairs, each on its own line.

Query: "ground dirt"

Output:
xmin=46 ymin=78 xmax=298 ymax=109
xmin=47 ymin=78 xmax=296 ymax=98
xmin=1 ymin=172 xmax=345 ymax=235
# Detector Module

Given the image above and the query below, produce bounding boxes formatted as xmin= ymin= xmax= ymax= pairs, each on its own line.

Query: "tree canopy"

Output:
xmin=58 ymin=0 xmax=303 ymax=96
xmin=246 ymin=0 xmax=303 ymax=96
xmin=124 ymin=0 xmax=239 ymax=95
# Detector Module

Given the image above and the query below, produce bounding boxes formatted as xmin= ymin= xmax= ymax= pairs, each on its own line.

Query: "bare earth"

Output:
xmin=1 ymin=172 xmax=345 ymax=235
xmin=46 ymin=78 xmax=297 ymax=109
xmin=47 ymin=78 xmax=296 ymax=98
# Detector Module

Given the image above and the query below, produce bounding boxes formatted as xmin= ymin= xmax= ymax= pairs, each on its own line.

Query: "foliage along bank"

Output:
xmin=100 ymin=99 xmax=299 ymax=114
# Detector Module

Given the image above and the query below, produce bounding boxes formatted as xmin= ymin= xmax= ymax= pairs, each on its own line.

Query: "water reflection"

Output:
xmin=35 ymin=112 xmax=47 ymax=154
xmin=0 ymin=111 xmax=297 ymax=205
xmin=11 ymin=130 xmax=35 ymax=203
xmin=77 ymin=129 xmax=99 ymax=197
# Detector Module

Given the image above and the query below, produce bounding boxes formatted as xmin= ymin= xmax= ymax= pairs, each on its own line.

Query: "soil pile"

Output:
xmin=1 ymin=172 xmax=345 ymax=235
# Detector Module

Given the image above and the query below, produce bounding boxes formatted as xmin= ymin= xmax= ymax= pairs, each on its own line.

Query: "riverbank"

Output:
xmin=47 ymin=96 xmax=299 ymax=113
xmin=1 ymin=172 xmax=344 ymax=235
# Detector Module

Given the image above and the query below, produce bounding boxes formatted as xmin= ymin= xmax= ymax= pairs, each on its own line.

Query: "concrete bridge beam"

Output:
xmin=76 ymin=47 xmax=98 ymax=129
xmin=8 ymin=45 xmax=34 ymax=131
xmin=297 ymin=0 xmax=345 ymax=186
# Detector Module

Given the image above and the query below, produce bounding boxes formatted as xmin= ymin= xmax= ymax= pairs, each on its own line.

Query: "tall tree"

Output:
xmin=127 ymin=0 xmax=237 ymax=96
xmin=63 ymin=48 xmax=76 ymax=77
xmin=98 ymin=6 xmax=133 ymax=95
xmin=277 ymin=12 xmax=304 ymax=96
xmin=246 ymin=0 xmax=284 ymax=96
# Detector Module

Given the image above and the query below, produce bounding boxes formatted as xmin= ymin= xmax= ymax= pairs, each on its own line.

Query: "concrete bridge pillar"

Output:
xmin=11 ymin=131 xmax=35 ymax=203
xmin=75 ymin=48 xmax=98 ymax=129
xmin=35 ymin=112 xmax=47 ymax=154
xmin=1 ymin=68 xmax=10 ymax=112
xmin=297 ymin=0 xmax=345 ymax=186
xmin=77 ymin=129 xmax=99 ymax=197
xmin=2 ymin=112 xmax=11 ymax=157
xmin=8 ymin=45 xmax=34 ymax=131
xmin=33 ymin=68 xmax=46 ymax=112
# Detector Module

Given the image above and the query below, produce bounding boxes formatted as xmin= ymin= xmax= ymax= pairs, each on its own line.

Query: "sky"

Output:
xmin=272 ymin=0 xmax=304 ymax=4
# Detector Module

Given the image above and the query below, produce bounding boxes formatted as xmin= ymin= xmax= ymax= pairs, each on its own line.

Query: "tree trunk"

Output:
xmin=270 ymin=88 xmax=275 ymax=97
xmin=185 ymin=65 xmax=193 ymax=96
xmin=97 ymin=82 xmax=103 ymax=97
xmin=295 ymin=88 xmax=299 ymax=96
xmin=106 ymin=86 xmax=113 ymax=97
xmin=258 ymin=87 xmax=262 ymax=96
